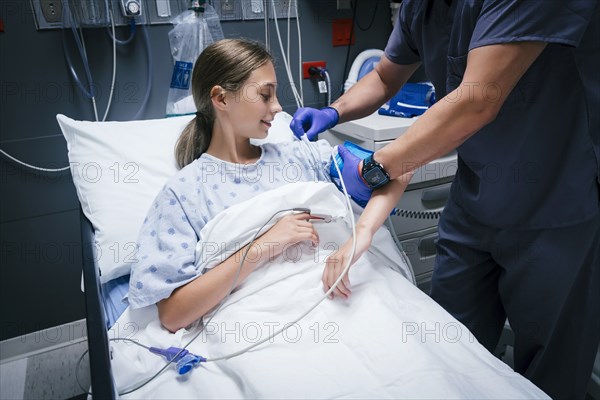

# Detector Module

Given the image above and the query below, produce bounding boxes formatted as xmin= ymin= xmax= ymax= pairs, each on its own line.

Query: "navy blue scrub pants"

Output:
xmin=431 ymin=199 xmax=600 ymax=400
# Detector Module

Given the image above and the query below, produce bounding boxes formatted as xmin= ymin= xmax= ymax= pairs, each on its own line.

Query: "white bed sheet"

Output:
xmin=108 ymin=182 xmax=548 ymax=399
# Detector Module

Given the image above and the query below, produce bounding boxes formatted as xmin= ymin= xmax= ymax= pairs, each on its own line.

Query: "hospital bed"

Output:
xmin=58 ymin=112 xmax=550 ymax=399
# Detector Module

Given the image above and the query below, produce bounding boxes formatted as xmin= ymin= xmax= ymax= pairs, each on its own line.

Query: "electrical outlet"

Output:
xmin=40 ymin=0 xmax=62 ymax=23
xmin=302 ymin=61 xmax=326 ymax=79
xmin=243 ymin=0 xmax=297 ymax=20
xmin=269 ymin=0 xmax=297 ymax=19
xmin=222 ymin=0 xmax=234 ymax=12
xmin=213 ymin=0 xmax=243 ymax=21
xmin=155 ymin=0 xmax=171 ymax=18
xmin=241 ymin=0 xmax=264 ymax=20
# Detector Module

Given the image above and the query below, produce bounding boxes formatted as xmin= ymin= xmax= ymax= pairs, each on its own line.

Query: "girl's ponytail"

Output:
xmin=175 ymin=112 xmax=213 ymax=169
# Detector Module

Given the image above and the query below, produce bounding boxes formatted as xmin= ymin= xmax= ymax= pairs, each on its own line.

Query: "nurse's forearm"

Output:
xmin=356 ymin=173 xmax=414 ymax=236
xmin=374 ymin=85 xmax=495 ymax=180
xmin=331 ymin=58 xmax=421 ymax=124
xmin=331 ymin=71 xmax=396 ymax=123
xmin=375 ymin=42 xmax=547 ymax=180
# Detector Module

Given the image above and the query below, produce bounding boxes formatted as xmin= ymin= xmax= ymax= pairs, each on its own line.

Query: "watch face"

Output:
xmin=364 ymin=169 xmax=387 ymax=187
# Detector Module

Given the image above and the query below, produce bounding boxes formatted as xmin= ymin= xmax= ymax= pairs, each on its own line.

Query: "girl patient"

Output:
xmin=128 ymin=39 xmax=334 ymax=332
xmin=128 ymin=38 xmax=412 ymax=332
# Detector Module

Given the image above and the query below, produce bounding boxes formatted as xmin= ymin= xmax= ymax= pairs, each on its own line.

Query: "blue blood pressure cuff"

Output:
xmin=379 ymin=82 xmax=435 ymax=118
xmin=330 ymin=141 xmax=373 ymax=180
xmin=330 ymin=141 xmax=374 ymax=208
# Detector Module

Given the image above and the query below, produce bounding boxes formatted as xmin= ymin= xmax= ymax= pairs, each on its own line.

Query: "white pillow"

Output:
xmin=57 ymin=112 xmax=295 ymax=283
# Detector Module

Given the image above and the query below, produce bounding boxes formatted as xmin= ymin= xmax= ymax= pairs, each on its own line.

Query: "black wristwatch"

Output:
xmin=361 ymin=154 xmax=390 ymax=189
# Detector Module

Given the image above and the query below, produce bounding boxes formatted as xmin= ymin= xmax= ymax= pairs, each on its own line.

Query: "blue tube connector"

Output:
xmin=149 ymin=346 xmax=206 ymax=375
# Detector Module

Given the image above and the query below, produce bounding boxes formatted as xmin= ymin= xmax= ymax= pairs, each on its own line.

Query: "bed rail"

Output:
xmin=80 ymin=209 xmax=117 ymax=399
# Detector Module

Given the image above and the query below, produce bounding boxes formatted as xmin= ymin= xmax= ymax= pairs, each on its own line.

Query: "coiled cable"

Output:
xmin=392 ymin=208 xmax=443 ymax=220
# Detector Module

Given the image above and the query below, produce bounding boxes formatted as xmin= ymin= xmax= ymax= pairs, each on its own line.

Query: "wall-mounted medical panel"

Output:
xmin=241 ymin=0 xmax=297 ymax=20
xmin=31 ymin=0 xmax=298 ymax=29
xmin=31 ymin=0 xmax=185 ymax=29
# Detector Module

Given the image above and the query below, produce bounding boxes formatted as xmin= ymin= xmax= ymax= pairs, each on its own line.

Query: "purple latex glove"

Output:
xmin=290 ymin=107 xmax=339 ymax=140
xmin=338 ymin=145 xmax=372 ymax=204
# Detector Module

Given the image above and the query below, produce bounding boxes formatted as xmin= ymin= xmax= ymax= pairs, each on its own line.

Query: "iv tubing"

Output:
xmin=103 ymin=10 xmax=117 ymax=121
xmin=77 ymin=27 xmax=99 ymax=121
xmin=270 ymin=0 xmax=303 ymax=108
xmin=295 ymin=0 xmax=303 ymax=104
xmin=132 ymin=24 xmax=152 ymax=120
xmin=61 ymin=2 xmax=94 ymax=100
xmin=0 ymin=149 xmax=70 ymax=172
xmin=106 ymin=17 xmax=137 ymax=45
xmin=263 ymin=0 xmax=269 ymax=51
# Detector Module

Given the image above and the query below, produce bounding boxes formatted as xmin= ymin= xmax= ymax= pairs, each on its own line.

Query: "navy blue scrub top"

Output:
xmin=385 ymin=0 xmax=600 ymax=229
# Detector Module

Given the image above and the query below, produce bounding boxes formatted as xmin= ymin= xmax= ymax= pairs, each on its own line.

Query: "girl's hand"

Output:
xmin=322 ymin=228 xmax=373 ymax=300
xmin=260 ymin=212 xmax=319 ymax=257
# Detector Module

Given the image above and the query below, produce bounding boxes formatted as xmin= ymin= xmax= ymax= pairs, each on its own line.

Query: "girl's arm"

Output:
xmin=322 ymin=172 xmax=414 ymax=299
xmin=158 ymin=213 xmax=319 ymax=332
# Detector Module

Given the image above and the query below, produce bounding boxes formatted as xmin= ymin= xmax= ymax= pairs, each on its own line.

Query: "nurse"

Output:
xmin=290 ymin=1 xmax=600 ymax=399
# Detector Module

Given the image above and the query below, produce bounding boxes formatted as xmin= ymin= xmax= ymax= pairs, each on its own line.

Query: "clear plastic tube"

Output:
xmin=102 ymin=9 xmax=117 ymax=121
xmin=61 ymin=10 xmax=94 ymax=99
xmin=270 ymin=0 xmax=303 ymax=108
xmin=106 ymin=17 xmax=136 ymax=45
xmin=133 ymin=25 xmax=152 ymax=120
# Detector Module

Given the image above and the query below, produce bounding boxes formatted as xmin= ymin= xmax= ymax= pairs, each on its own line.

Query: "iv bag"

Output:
xmin=166 ymin=4 xmax=224 ymax=116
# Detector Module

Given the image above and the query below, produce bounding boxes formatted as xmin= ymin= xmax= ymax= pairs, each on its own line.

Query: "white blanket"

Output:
xmin=109 ymin=182 xmax=548 ymax=399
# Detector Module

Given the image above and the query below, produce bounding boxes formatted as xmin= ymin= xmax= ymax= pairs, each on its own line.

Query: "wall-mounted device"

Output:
xmin=31 ymin=0 xmax=300 ymax=29
xmin=39 ymin=0 xmax=63 ymax=23
xmin=68 ymin=0 xmax=111 ymax=27
xmin=235 ymin=0 xmax=297 ymax=21
xmin=120 ymin=0 xmax=142 ymax=16
xmin=30 ymin=0 xmax=178 ymax=29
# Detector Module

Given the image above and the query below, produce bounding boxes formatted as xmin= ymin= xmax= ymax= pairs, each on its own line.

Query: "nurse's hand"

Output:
xmin=290 ymin=107 xmax=339 ymax=140
xmin=322 ymin=229 xmax=372 ymax=300
xmin=338 ymin=145 xmax=372 ymax=204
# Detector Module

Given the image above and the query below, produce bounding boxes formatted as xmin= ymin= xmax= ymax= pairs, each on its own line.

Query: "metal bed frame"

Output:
xmin=80 ymin=209 xmax=117 ymax=399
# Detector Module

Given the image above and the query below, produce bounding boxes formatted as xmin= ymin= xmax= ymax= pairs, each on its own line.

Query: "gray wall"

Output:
xmin=0 ymin=0 xmax=393 ymax=341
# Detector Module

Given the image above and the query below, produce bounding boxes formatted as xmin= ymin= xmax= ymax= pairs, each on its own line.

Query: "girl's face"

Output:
xmin=226 ymin=62 xmax=282 ymax=140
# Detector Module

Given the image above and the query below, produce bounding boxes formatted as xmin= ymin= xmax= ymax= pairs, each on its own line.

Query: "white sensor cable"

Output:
xmin=94 ymin=140 xmax=357 ymax=395
xmin=207 ymin=142 xmax=356 ymax=362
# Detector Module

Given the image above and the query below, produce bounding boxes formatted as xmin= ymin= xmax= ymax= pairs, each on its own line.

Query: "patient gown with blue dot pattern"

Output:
xmin=128 ymin=140 xmax=332 ymax=308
